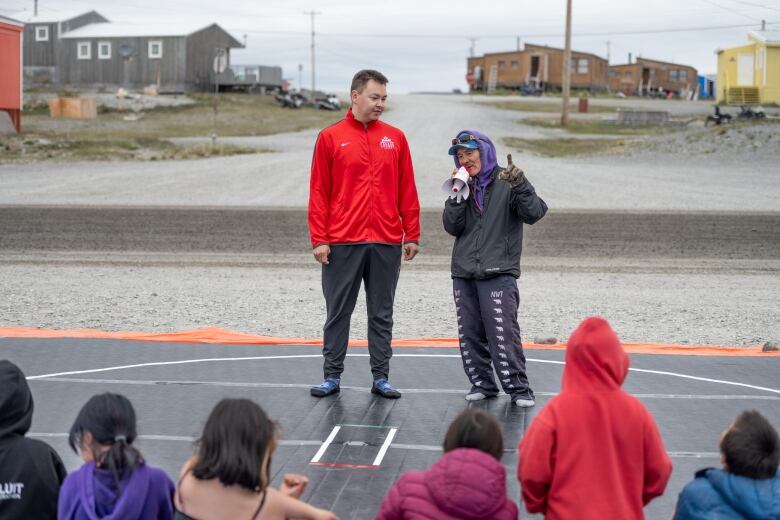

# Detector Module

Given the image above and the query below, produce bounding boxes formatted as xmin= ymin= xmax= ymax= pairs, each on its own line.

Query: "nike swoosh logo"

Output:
xmin=341 ymin=142 xmax=350 ymax=147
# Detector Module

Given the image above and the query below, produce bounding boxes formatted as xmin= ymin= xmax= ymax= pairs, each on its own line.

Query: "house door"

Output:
xmin=530 ymin=56 xmax=540 ymax=84
xmin=737 ymin=53 xmax=754 ymax=86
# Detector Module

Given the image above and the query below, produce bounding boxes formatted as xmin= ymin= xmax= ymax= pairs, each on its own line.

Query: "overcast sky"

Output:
xmin=5 ymin=0 xmax=779 ymax=93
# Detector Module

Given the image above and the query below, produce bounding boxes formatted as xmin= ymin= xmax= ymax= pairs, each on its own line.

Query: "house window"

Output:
xmin=679 ymin=70 xmax=688 ymax=81
xmin=511 ymin=60 xmax=519 ymax=70
xmin=578 ymin=58 xmax=588 ymax=74
xmin=77 ymin=42 xmax=91 ymax=60
xmin=669 ymin=69 xmax=678 ymax=81
xmin=624 ymin=71 xmax=632 ymax=79
xmin=497 ymin=60 xmax=505 ymax=70
xmin=35 ymin=26 xmax=49 ymax=41
xmin=98 ymin=41 xmax=111 ymax=59
xmin=148 ymin=40 xmax=163 ymax=59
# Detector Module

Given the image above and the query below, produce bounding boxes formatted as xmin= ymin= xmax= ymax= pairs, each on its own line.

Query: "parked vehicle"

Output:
xmin=519 ymin=83 xmax=543 ymax=96
xmin=736 ymin=105 xmax=766 ymax=120
xmin=275 ymin=91 xmax=305 ymax=109
xmin=313 ymin=95 xmax=341 ymax=111
xmin=705 ymin=105 xmax=732 ymax=126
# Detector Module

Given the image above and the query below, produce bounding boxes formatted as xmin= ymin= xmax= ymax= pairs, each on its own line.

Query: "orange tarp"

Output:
xmin=0 ymin=326 xmax=776 ymax=357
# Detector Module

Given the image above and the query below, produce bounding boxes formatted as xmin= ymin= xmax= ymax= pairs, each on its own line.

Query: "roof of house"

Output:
xmin=8 ymin=8 xmax=102 ymax=24
xmin=0 ymin=14 xmax=25 ymax=26
xmin=522 ymin=43 xmax=607 ymax=62
xmin=609 ymin=58 xmax=696 ymax=69
xmin=59 ymin=22 xmax=243 ymax=46
xmin=748 ymin=30 xmax=780 ymax=44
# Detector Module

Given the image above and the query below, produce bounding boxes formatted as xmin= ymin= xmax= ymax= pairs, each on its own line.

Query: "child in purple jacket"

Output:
xmin=58 ymin=393 xmax=175 ymax=520
xmin=377 ymin=408 xmax=518 ymax=520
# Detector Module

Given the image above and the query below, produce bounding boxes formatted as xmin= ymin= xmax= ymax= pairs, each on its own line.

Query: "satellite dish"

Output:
xmin=119 ymin=43 xmax=135 ymax=59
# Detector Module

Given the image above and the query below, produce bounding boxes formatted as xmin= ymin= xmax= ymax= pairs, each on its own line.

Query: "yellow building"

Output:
xmin=716 ymin=30 xmax=780 ymax=105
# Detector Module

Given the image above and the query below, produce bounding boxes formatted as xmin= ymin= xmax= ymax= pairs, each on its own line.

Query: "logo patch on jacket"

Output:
xmin=0 ymin=482 xmax=24 ymax=500
xmin=379 ymin=136 xmax=395 ymax=150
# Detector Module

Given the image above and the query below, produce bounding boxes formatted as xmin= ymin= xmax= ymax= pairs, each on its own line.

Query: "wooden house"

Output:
xmin=0 ymin=15 xmax=24 ymax=132
xmin=58 ymin=22 xmax=244 ymax=93
xmin=467 ymin=43 xmax=608 ymax=93
xmin=608 ymin=58 xmax=698 ymax=97
xmin=11 ymin=8 xmax=108 ymax=85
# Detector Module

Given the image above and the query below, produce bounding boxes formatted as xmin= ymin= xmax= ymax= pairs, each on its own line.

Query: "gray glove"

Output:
xmin=498 ymin=153 xmax=525 ymax=187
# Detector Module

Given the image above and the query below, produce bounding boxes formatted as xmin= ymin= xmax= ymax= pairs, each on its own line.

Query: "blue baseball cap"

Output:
xmin=448 ymin=133 xmax=480 ymax=155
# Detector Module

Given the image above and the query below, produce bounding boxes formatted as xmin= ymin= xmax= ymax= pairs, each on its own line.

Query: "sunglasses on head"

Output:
xmin=451 ymin=134 xmax=480 ymax=146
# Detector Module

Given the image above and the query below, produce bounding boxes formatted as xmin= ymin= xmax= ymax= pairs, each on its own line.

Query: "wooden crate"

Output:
xmin=48 ymin=97 xmax=98 ymax=119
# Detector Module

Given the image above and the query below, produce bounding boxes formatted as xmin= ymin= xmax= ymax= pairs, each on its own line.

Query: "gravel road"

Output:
xmin=0 ymin=94 xmax=778 ymax=346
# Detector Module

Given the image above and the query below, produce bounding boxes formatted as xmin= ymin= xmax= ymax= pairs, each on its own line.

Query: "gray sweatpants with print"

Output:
xmin=453 ymin=275 xmax=533 ymax=397
xmin=321 ymin=243 xmax=402 ymax=381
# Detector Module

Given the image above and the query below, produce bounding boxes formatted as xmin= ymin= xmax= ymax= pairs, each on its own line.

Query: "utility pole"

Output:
xmin=561 ymin=0 xmax=572 ymax=126
xmin=606 ymin=40 xmax=611 ymax=63
xmin=468 ymin=38 xmax=477 ymax=58
xmin=34 ymin=0 xmax=38 ymax=16
xmin=304 ymin=10 xmax=321 ymax=99
xmin=516 ymin=36 xmax=521 ymax=51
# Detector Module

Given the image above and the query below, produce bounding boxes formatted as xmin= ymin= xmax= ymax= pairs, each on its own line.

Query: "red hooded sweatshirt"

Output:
xmin=308 ymin=108 xmax=420 ymax=248
xmin=518 ymin=317 xmax=672 ymax=520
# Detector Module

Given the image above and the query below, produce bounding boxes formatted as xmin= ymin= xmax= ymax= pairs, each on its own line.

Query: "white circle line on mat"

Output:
xmin=25 ymin=353 xmax=780 ymax=395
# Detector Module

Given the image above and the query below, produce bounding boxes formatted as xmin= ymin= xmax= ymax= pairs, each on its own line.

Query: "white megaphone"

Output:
xmin=441 ymin=167 xmax=471 ymax=202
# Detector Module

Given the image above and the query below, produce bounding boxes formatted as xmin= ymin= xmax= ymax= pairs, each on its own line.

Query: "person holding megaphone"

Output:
xmin=443 ymin=130 xmax=548 ymax=407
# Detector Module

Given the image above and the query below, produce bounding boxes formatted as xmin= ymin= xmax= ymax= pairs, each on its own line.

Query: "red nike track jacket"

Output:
xmin=308 ymin=109 xmax=420 ymax=248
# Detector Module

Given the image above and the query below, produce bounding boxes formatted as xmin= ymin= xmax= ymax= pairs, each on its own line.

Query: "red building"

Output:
xmin=0 ymin=15 xmax=24 ymax=132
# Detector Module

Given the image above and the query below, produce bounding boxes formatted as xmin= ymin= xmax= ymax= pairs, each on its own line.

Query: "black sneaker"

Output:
xmin=371 ymin=378 xmax=402 ymax=399
xmin=310 ymin=378 xmax=340 ymax=397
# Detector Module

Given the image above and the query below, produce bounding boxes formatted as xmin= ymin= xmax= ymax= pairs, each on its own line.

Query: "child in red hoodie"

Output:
xmin=518 ymin=316 xmax=672 ymax=519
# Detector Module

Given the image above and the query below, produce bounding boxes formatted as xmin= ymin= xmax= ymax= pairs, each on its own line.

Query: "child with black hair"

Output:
xmin=174 ymin=398 xmax=337 ymax=520
xmin=376 ymin=408 xmax=518 ymax=520
xmin=673 ymin=410 xmax=780 ymax=519
xmin=58 ymin=393 xmax=175 ymax=520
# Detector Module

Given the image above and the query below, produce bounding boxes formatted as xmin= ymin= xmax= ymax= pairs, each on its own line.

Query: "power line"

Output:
xmin=697 ymin=0 xmax=763 ymax=22
xmin=724 ymin=0 xmax=780 ymax=14
xmin=229 ymin=20 xmax=777 ymax=40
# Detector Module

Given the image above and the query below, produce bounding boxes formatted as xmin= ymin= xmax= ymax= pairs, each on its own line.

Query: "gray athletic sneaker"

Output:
xmin=512 ymin=390 xmax=535 ymax=408
xmin=465 ymin=386 xmax=498 ymax=401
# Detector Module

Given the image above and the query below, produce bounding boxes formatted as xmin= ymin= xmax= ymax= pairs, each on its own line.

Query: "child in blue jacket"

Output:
xmin=673 ymin=409 xmax=780 ymax=519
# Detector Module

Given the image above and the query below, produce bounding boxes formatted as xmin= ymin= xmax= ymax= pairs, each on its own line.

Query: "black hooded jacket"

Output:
xmin=0 ymin=360 xmax=67 ymax=520
xmin=443 ymin=167 xmax=547 ymax=279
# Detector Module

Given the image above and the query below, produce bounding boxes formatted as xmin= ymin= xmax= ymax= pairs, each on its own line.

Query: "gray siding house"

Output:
xmin=58 ymin=22 xmax=244 ymax=92
xmin=11 ymin=9 xmax=108 ymax=84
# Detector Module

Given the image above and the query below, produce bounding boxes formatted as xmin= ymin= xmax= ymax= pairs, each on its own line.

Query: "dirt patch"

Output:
xmin=488 ymin=100 xmax=617 ymax=114
xmin=504 ymin=136 xmax=627 ymax=157
xmin=3 ymin=93 xmax=340 ymax=163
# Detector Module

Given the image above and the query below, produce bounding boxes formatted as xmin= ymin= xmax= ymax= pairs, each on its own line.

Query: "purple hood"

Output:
xmin=451 ymin=129 xmax=498 ymax=210
xmin=58 ymin=462 xmax=174 ymax=520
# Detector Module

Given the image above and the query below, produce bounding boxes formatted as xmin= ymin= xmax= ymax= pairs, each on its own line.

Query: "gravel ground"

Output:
xmin=1 ymin=258 xmax=777 ymax=347
xmin=1 ymin=94 xmax=778 ymax=347
xmin=0 ymin=207 xmax=778 ymax=347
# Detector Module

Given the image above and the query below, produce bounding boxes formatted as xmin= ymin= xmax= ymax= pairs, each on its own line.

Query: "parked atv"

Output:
xmin=313 ymin=95 xmax=341 ymax=111
xmin=705 ymin=105 xmax=732 ymax=126
xmin=736 ymin=105 xmax=766 ymax=120
xmin=275 ymin=91 xmax=305 ymax=109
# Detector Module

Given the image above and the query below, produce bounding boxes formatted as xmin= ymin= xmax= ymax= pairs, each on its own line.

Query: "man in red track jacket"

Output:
xmin=517 ymin=316 xmax=672 ymax=519
xmin=308 ymin=69 xmax=420 ymax=399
